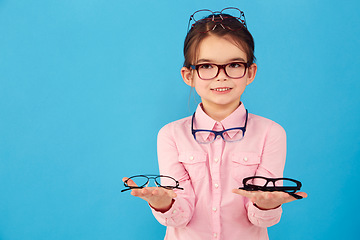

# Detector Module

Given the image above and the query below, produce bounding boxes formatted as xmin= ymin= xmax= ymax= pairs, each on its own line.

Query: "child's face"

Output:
xmin=181 ymin=35 xmax=257 ymax=113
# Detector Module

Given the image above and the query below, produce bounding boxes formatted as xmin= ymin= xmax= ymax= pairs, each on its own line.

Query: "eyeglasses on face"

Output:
xmin=190 ymin=62 xmax=250 ymax=80
xmin=191 ymin=109 xmax=248 ymax=144
xmin=121 ymin=174 xmax=184 ymax=192
xmin=239 ymin=176 xmax=303 ymax=199
xmin=187 ymin=7 xmax=247 ymax=32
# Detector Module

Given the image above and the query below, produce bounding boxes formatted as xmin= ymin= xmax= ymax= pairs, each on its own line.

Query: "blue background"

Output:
xmin=1 ymin=0 xmax=359 ymax=239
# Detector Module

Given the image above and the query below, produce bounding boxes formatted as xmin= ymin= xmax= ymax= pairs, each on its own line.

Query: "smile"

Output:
xmin=212 ymin=87 xmax=232 ymax=92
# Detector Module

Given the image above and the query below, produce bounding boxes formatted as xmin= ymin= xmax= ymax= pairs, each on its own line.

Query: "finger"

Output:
xmin=296 ymin=192 xmax=308 ymax=198
xmin=132 ymin=187 xmax=171 ymax=198
xmin=130 ymin=189 xmax=141 ymax=197
xmin=249 ymin=191 xmax=276 ymax=203
xmin=234 ymin=190 xmax=284 ymax=203
xmin=167 ymin=189 xmax=177 ymax=199
xmin=262 ymin=191 xmax=302 ymax=204
xmin=131 ymin=188 xmax=155 ymax=199
xmin=125 ymin=178 xmax=139 ymax=187
xmin=232 ymin=189 xmax=254 ymax=198
xmin=122 ymin=177 xmax=128 ymax=182
xmin=286 ymin=192 xmax=308 ymax=201
xmin=250 ymin=192 xmax=287 ymax=209
xmin=122 ymin=177 xmax=140 ymax=194
xmin=151 ymin=188 xmax=162 ymax=196
xmin=152 ymin=188 xmax=177 ymax=199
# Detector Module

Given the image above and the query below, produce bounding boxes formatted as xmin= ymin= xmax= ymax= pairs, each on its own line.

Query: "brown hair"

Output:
xmin=183 ymin=14 xmax=255 ymax=68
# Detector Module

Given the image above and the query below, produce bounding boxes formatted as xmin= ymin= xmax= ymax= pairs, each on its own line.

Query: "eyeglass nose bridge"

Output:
xmin=147 ymin=176 xmax=162 ymax=187
xmin=145 ymin=181 xmax=160 ymax=187
xmin=214 ymin=64 xmax=232 ymax=79
xmin=212 ymin=131 xmax=226 ymax=140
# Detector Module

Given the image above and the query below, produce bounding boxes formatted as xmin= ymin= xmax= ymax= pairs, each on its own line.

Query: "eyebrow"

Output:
xmin=196 ymin=57 xmax=247 ymax=64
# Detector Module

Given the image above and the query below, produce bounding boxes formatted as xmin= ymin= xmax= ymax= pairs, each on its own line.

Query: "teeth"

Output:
xmin=214 ymin=88 xmax=230 ymax=92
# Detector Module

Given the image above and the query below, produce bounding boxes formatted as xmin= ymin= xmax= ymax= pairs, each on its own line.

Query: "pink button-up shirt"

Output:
xmin=152 ymin=103 xmax=286 ymax=240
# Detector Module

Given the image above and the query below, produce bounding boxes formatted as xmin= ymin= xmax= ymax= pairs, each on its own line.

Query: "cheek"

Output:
xmin=193 ymin=78 xmax=205 ymax=89
xmin=235 ymin=81 xmax=248 ymax=95
xmin=240 ymin=78 xmax=249 ymax=88
xmin=194 ymin=81 xmax=210 ymax=94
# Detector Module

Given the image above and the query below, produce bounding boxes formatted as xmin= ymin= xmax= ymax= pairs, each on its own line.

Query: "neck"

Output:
xmin=201 ymin=101 xmax=241 ymax=122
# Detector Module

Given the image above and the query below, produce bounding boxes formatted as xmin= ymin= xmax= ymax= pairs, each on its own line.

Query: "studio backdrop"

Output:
xmin=0 ymin=0 xmax=359 ymax=239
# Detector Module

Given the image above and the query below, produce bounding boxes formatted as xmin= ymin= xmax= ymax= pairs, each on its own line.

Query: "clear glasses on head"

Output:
xmin=187 ymin=7 xmax=247 ymax=32
xmin=121 ymin=174 xmax=184 ymax=192
xmin=239 ymin=176 xmax=303 ymax=199
xmin=191 ymin=109 xmax=248 ymax=144
xmin=190 ymin=62 xmax=250 ymax=80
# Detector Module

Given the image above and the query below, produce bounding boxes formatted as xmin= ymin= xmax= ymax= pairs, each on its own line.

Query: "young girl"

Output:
xmin=123 ymin=7 xmax=307 ymax=240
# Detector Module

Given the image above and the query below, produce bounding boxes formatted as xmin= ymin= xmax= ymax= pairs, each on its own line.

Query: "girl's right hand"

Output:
xmin=122 ymin=177 xmax=177 ymax=213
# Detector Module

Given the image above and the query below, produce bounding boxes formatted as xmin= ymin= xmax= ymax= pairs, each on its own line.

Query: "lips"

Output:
xmin=211 ymin=87 xmax=232 ymax=92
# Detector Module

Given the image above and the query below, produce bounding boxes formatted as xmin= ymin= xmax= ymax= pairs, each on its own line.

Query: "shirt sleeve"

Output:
xmin=247 ymin=121 xmax=287 ymax=227
xmin=150 ymin=123 xmax=195 ymax=228
xmin=247 ymin=202 xmax=282 ymax=227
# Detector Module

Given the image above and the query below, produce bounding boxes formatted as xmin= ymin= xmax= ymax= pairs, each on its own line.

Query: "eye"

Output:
xmin=228 ymin=62 xmax=243 ymax=68
xmin=198 ymin=64 xmax=214 ymax=69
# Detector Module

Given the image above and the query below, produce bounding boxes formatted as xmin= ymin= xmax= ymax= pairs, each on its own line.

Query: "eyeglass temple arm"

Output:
xmin=287 ymin=192 xmax=303 ymax=199
xmin=238 ymin=186 xmax=303 ymax=199
xmin=121 ymin=185 xmax=184 ymax=192
xmin=121 ymin=188 xmax=133 ymax=192
xmin=243 ymin=109 xmax=248 ymax=131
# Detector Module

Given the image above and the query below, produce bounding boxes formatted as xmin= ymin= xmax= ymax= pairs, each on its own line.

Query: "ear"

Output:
xmin=246 ymin=63 xmax=257 ymax=86
xmin=181 ymin=67 xmax=194 ymax=87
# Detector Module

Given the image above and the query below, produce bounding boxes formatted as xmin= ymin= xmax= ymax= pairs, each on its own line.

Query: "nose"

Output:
xmin=216 ymin=67 xmax=228 ymax=81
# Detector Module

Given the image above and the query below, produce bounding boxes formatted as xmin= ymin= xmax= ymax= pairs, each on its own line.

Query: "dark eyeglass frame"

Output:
xmin=239 ymin=176 xmax=303 ymax=199
xmin=187 ymin=7 xmax=247 ymax=32
xmin=121 ymin=174 xmax=184 ymax=192
xmin=191 ymin=109 xmax=248 ymax=144
xmin=190 ymin=62 xmax=250 ymax=80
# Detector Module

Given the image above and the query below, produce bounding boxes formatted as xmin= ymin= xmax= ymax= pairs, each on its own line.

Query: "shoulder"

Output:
xmin=248 ymin=113 xmax=286 ymax=137
xmin=158 ymin=116 xmax=192 ymax=138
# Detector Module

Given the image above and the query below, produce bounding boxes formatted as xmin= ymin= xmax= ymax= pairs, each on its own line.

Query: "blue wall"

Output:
xmin=1 ymin=0 xmax=359 ymax=239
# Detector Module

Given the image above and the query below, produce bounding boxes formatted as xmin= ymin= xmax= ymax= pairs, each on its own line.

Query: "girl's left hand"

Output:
xmin=232 ymin=189 xmax=308 ymax=210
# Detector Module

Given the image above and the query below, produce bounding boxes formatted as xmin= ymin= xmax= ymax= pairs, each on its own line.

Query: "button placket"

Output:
xmin=211 ymin=123 xmax=224 ymax=239
xmin=211 ymin=139 xmax=222 ymax=239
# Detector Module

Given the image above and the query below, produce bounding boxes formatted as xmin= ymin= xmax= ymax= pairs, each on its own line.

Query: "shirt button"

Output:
xmin=189 ymin=156 xmax=194 ymax=160
xmin=214 ymin=158 xmax=219 ymax=163
xmin=214 ymin=183 xmax=219 ymax=188
xmin=212 ymin=207 xmax=217 ymax=212
xmin=216 ymin=135 xmax=221 ymax=139
xmin=214 ymin=233 xmax=218 ymax=238
xmin=172 ymin=210 xmax=177 ymax=214
xmin=243 ymin=157 xmax=248 ymax=162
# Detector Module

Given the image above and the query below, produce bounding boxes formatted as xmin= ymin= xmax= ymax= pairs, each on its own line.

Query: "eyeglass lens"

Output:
xmin=221 ymin=8 xmax=244 ymax=19
xmin=244 ymin=177 xmax=300 ymax=193
xmin=197 ymin=63 xmax=247 ymax=80
xmin=194 ymin=129 xmax=245 ymax=143
xmin=122 ymin=175 xmax=183 ymax=192
xmin=191 ymin=9 xmax=214 ymax=22
xmin=192 ymin=8 xmax=243 ymax=23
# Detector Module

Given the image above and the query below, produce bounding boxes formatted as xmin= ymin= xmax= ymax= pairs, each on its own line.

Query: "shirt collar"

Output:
xmin=193 ymin=102 xmax=248 ymax=140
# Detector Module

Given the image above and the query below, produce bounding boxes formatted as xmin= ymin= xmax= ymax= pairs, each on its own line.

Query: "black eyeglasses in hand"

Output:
xmin=239 ymin=176 xmax=303 ymax=199
xmin=121 ymin=174 xmax=184 ymax=192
